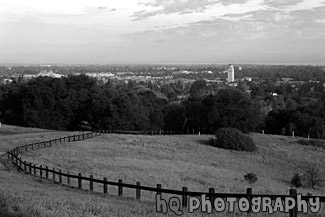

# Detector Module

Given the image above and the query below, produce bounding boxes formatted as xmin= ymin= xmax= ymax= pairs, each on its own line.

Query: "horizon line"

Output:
xmin=1 ymin=62 xmax=325 ymax=67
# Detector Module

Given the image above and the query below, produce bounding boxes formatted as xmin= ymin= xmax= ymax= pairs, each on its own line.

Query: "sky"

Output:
xmin=0 ymin=0 xmax=325 ymax=65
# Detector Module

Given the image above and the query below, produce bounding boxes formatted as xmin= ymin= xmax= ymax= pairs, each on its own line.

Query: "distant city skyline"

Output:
xmin=0 ymin=0 xmax=325 ymax=65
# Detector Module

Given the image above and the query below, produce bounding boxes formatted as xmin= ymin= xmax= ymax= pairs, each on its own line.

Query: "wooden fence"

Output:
xmin=6 ymin=132 xmax=325 ymax=217
xmin=98 ymin=129 xmax=199 ymax=135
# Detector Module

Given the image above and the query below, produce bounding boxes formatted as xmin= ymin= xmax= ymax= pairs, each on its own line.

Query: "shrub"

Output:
xmin=303 ymin=166 xmax=325 ymax=189
xmin=297 ymin=139 xmax=325 ymax=150
xmin=244 ymin=173 xmax=258 ymax=183
xmin=209 ymin=128 xmax=257 ymax=152
xmin=291 ymin=173 xmax=302 ymax=188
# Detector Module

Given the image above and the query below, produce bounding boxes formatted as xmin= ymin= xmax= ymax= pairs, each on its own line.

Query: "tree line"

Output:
xmin=1 ymin=75 xmax=325 ymax=138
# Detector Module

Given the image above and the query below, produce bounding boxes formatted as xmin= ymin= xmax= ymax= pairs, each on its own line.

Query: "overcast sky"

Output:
xmin=0 ymin=0 xmax=324 ymax=64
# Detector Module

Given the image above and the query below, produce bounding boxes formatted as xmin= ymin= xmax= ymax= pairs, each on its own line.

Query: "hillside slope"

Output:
xmin=1 ymin=126 xmax=324 ymax=216
xmin=22 ymin=133 xmax=325 ymax=197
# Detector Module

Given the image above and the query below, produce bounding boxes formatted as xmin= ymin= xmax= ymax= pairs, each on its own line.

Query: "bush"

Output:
xmin=303 ymin=166 xmax=325 ymax=189
xmin=291 ymin=173 xmax=302 ymax=188
xmin=209 ymin=128 xmax=257 ymax=152
xmin=297 ymin=139 xmax=325 ymax=150
xmin=244 ymin=173 xmax=258 ymax=183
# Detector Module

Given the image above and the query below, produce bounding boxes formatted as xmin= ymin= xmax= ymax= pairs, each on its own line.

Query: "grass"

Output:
xmin=1 ymin=125 xmax=325 ymax=216
xmin=297 ymin=139 xmax=325 ymax=150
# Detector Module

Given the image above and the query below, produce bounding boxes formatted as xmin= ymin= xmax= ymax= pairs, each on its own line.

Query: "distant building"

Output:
xmin=241 ymin=77 xmax=252 ymax=82
xmin=36 ymin=70 xmax=64 ymax=78
xmin=281 ymin=78 xmax=293 ymax=82
xmin=227 ymin=64 xmax=235 ymax=82
xmin=2 ymin=79 xmax=13 ymax=84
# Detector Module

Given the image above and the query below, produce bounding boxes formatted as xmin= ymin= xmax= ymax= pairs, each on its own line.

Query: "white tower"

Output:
xmin=227 ymin=64 xmax=234 ymax=82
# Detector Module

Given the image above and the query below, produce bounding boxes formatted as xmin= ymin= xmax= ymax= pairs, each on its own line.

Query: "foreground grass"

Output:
xmin=1 ymin=125 xmax=324 ymax=216
xmin=22 ymin=133 xmax=325 ymax=197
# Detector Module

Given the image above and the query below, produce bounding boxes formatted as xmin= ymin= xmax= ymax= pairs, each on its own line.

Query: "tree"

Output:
xmin=212 ymin=89 xmax=262 ymax=133
xmin=189 ymin=79 xmax=207 ymax=98
xmin=164 ymin=102 xmax=186 ymax=131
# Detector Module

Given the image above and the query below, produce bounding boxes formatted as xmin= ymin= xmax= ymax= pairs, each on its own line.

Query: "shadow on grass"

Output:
xmin=196 ymin=138 xmax=213 ymax=146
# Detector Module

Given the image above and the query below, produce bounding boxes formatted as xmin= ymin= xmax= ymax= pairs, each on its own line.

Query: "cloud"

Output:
xmin=264 ymin=0 xmax=304 ymax=8
xmin=220 ymin=0 xmax=251 ymax=6
xmin=126 ymin=3 xmax=325 ymax=47
xmin=124 ymin=17 xmax=267 ymax=45
xmin=132 ymin=0 xmax=220 ymax=21
xmin=1 ymin=0 xmax=325 ymax=64
xmin=96 ymin=7 xmax=117 ymax=13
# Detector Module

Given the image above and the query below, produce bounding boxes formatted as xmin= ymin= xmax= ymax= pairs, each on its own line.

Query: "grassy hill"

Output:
xmin=0 ymin=125 xmax=324 ymax=216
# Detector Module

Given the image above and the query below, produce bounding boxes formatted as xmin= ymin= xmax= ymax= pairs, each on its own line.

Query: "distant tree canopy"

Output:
xmin=0 ymin=75 xmax=169 ymax=131
xmin=180 ymin=88 xmax=263 ymax=133
xmin=1 ymin=73 xmax=325 ymax=138
xmin=265 ymin=102 xmax=325 ymax=139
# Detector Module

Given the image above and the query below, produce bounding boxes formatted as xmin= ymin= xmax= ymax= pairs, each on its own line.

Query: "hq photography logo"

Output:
xmin=155 ymin=194 xmax=323 ymax=215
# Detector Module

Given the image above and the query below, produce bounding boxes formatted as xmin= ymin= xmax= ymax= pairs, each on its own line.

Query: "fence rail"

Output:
xmin=98 ymin=129 xmax=200 ymax=135
xmin=6 ymin=131 xmax=325 ymax=217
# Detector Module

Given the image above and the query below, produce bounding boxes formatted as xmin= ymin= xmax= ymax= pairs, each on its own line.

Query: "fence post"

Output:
xmin=50 ymin=140 xmax=52 ymax=146
xmin=34 ymin=164 xmax=36 ymax=175
xmin=29 ymin=163 xmax=32 ymax=174
xmin=247 ymin=188 xmax=252 ymax=214
xmin=53 ymin=168 xmax=56 ymax=182
xmin=136 ymin=182 xmax=141 ymax=200
xmin=19 ymin=158 xmax=22 ymax=170
xmin=40 ymin=165 xmax=43 ymax=177
xmin=67 ymin=171 xmax=71 ymax=186
xmin=182 ymin=187 xmax=188 ymax=208
xmin=118 ymin=179 xmax=123 ymax=196
xmin=209 ymin=188 xmax=215 ymax=204
xmin=45 ymin=166 xmax=48 ymax=179
xmin=103 ymin=177 xmax=107 ymax=194
xmin=78 ymin=173 xmax=82 ymax=189
xmin=90 ymin=175 xmax=93 ymax=191
xmin=24 ymin=161 xmax=27 ymax=172
xmin=289 ymin=189 xmax=297 ymax=217
xmin=157 ymin=184 xmax=162 ymax=195
xmin=59 ymin=170 xmax=62 ymax=184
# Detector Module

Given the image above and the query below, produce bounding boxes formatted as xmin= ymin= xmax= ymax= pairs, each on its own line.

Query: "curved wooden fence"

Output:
xmin=97 ymin=129 xmax=201 ymax=135
xmin=6 ymin=132 xmax=325 ymax=217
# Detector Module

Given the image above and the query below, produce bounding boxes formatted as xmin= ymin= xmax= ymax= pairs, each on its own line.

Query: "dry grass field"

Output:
xmin=1 ymin=124 xmax=325 ymax=217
